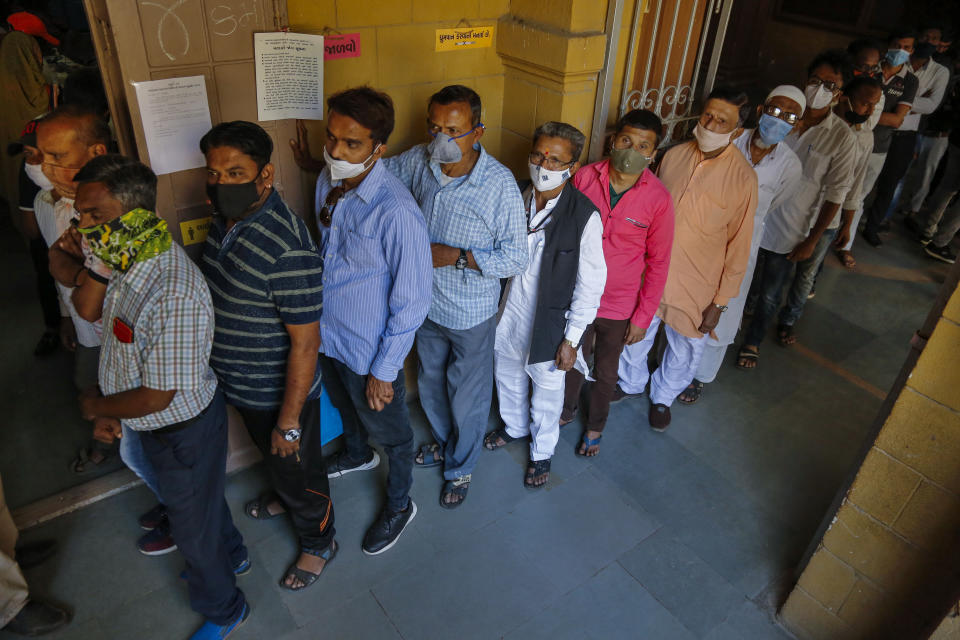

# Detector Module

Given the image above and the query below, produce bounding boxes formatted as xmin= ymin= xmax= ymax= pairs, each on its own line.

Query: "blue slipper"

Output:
xmin=180 ymin=558 xmax=251 ymax=581
xmin=576 ymin=433 xmax=602 ymax=456
xmin=189 ymin=602 xmax=249 ymax=639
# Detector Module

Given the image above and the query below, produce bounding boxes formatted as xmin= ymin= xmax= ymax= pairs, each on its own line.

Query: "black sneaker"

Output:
xmin=862 ymin=228 xmax=883 ymax=247
xmin=326 ymin=450 xmax=380 ymax=479
xmin=925 ymin=244 xmax=957 ymax=264
xmin=2 ymin=599 xmax=70 ymax=636
xmin=362 ymin=500 xmax=417 ymax=556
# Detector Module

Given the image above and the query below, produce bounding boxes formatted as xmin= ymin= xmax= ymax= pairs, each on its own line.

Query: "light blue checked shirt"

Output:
xmin=99 ymin=243 xmax=219 ymax=431
xmin=382 ymin=144 xmax=527 ymax=330
xmin=315 ymin=160 xmax=433 ymax=380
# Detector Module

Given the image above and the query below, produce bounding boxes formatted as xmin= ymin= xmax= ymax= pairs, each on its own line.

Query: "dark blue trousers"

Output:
xmin=141 ymin=389 xmax=247 ymax=625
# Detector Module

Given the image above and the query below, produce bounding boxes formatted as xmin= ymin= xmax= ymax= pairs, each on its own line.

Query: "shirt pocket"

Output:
xmin=342 ymin=228 xmax=381 ymax=270
xmin=108 ymin=336 xmax=142 ymax=388
xmin=802 ymin=148 xmax=831 ymax=184
xmin=608 ymin=214 xmax=650 ymax=251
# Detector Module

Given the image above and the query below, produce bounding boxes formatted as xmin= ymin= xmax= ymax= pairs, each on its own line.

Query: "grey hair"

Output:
xmin=533 ymin=121 xmax=586 ymax=162
xmin=73 ymin=154 xmax=158 ymax=212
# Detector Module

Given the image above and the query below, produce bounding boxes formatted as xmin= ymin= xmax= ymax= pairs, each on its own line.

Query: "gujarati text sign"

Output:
xmin=324 ymin=33 xmax=361 ymax=59
xmin=435 ymin=26 xmax=495 ymax=52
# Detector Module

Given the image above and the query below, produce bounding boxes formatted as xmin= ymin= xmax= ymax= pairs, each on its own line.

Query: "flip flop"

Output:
xmin=483 ymin=428 xmax=516 ymax=451
xmin=577 ymin=433 xmax=602 ymax=457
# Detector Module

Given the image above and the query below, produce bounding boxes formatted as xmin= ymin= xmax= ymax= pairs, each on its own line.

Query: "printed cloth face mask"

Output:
xmin=77 ymin=208 xmax=172 ymax=272
xmin=528 ymin=162 xmax=571 ymax=191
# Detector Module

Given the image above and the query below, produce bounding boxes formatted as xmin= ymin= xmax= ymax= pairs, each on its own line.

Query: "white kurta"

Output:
xmin=494 ymin=184 xmax=605 ymax=460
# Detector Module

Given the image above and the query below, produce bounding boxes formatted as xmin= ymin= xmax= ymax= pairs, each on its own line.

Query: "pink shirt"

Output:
xmin=573 ymin=160 xmax=675 ymax=328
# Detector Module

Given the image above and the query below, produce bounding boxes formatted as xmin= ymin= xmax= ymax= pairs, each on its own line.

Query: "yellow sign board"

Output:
xmin=435 ymin=26 xmax=495 ymax=52
xmin=180 ymin=216 xmax=212 ymax=246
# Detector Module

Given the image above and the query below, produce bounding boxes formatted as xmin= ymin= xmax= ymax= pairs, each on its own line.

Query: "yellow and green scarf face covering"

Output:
xmin=77 ymin=208 xmax=172 ymax=272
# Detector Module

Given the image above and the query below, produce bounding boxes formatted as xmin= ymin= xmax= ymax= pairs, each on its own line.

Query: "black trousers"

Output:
xmin=236 ymin=393 xmax=335 ymax=553
xmin=319 ymin=355 xmax=414 ymax=513
xmin=866 ymin=131 xmax=918 ymax=233
xmin=29 ymin=237 xmax=59 ymax=330
xmin=141 ymin=389 xmax=246 ymax=626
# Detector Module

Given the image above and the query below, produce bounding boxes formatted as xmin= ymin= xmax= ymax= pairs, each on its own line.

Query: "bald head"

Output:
xmin=37 ymin=107 xmax=110 ymax=197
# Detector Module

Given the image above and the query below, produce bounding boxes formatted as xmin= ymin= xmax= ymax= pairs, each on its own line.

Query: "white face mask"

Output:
xmin=693 ymin=123 xmax=733 ymax=153
xmin=804 ymin=83 xmax=834 ymax=110
xmin=528 ymin=162 xmax=571 ymax=192
xmin=24 ymin=161 xmax=54 ymax=191
xmin=323 ymin=144 xmax=380 ymax=181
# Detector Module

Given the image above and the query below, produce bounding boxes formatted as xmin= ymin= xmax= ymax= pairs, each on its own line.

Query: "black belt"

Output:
xmin=147 ymin=392 xmax=217 ymax=436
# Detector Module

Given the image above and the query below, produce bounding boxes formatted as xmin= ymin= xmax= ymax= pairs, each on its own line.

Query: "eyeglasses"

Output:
xmin=853 ymin=63 xmax=881 ymax=77
xmin=528 ymin=151 xmax=575 ymax=171
xmin=318 ymin=186 xmax=345 ymax=228
xmin=807 ymin=76 xmax=840 ymax=93
xmin=763 ymin=104 xmax=801 ymax=125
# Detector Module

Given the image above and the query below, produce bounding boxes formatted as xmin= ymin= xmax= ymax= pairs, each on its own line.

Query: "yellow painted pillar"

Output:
xmin=496 ymin=0 xmax=609 ymax=174
xmin=780 ymin=267 xmax=960 ymax=639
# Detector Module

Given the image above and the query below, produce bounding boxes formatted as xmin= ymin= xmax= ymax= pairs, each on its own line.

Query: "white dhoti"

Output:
xmin=618 ymin=316 xmax=708 ymax=406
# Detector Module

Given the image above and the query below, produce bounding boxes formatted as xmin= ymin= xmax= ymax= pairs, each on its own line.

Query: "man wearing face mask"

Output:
xmin=38 ymin=106 xmax=175 ymax=555
xmin=382 ymin=85 xmax=527 ymax=509
xmin=676 ymin=87 xmax=803 ymax=392
xmin=617 ymin=88 xmax=756 ymax=431
xmin=897 ymin=29 xmax=950 ymax=224
xmin=74 ymin=154 xmax=250 ymax=640
xmin=198 ymin=121 xmax=335 ymax=589
xmin=558 ymin=109 xmax=673 ymax=455
xmin=861 ymin=30 xmax=919 ymax=247
xmin=741 ymin=50 xmax=857 ymax=360
xmin=313 ymin=88 xmax=431 ymax=555
xmin=483 ymin=121 xmax=606 ymax=487
xmin=834 ymin=77 xmax=884 ymax=270
xmin=8 ymin=118 xmax=62 ymax=357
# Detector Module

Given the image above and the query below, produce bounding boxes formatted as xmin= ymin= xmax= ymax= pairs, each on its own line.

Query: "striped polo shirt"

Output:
xmin=200 ymin=190 xmax=323 ymax=410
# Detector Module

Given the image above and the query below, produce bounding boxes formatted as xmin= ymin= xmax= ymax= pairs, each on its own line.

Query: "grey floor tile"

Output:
xmin=97 ymin=583 xmax=199 ymax=639
xmin=277 ymin=591 xmax=403 ymax=640
xmin=702 ymin=600 xmax=796 ymax=640
xmin=371 ymin=521 xmax=564 ymax=640
xmin=617 ymin=528 xmax=748 ymax=638
xmin=496 ymin=468 xmax=659 ymax=594
xmin=0 ymin=615 xmax=104 ymax=640
xmin=504 ymin=563 xmax=696 ymax=640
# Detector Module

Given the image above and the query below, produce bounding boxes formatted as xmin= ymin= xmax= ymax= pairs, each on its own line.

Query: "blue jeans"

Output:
xmin=743 ymin=249 xmax=795 ymax=347
xmin=140 ymin=389 xmax=246 ymax=625
xmin=319 ymin=355 xmax=413 ymax=513
xmin=416 ymin=316 xmax=495 ymax=481
xmin=779 ymin=228 xmax=837 ymax=327
xmin=121 ymin=423 xmax=162 ymax=500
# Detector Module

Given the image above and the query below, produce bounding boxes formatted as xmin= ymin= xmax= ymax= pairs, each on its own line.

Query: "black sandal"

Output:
xmin=439 ymin=475 xmax=470 ymax=510
xmin=677 ymin=380 xmax=704 ymax=404
xmin=483 ymin=428 xmax=516 ymax=451
xmin=244 ymin=492 xmax=285 ymax=520
xmin=279 ymin=540 xmax=337 ymax=592
xmin=414 ymin=443 xmax=444 ymax=468
xmin=736 ymin=346 xmax=759 ymax=370
xmin=777 ymin=324 xmax=797 ymax=347
xmin=524 ymin=459 xmax=551 ymax=489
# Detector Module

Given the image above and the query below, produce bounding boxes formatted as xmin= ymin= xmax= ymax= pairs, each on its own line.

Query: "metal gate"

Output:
xmin=619 ymin=0 xmax=735 ymax=144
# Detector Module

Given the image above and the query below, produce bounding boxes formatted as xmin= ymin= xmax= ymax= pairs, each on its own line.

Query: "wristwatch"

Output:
xmin=564 ymin=338 xmax=578 ymax=349
xmin=713 ymin=303 xmax=728 ymax=312
xmin=274 ymin=425 xmax=301 ymax=442
xmin=455 ymin=248 xmax=468 ymax=270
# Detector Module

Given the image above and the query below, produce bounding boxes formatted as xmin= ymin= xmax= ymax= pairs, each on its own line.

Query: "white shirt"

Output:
xmin=902 ymin=58 xmax=950 ymax=131
xmin=843 ymin=122 xmax=876 ymax=212
xmin=761 ymin=112 xmax=858 ymax=253
xmin=33 ymin=191 xmax=103 ymax=348
xmin=495 ymin=183 xmax=606 ymax=371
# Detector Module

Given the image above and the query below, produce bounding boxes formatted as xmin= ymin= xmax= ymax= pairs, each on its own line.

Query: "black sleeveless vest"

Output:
xmin=519 ymin=182 xmax=596 ymax=365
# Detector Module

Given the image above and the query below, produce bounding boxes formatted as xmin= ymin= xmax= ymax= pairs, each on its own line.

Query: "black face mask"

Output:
xmin=206 ymin=180 xmax=262 ymax=219
xmin=844 ymin=109 xmax=870 ymax=125
xmin=915 ymin=42 xmax=937 ymax=60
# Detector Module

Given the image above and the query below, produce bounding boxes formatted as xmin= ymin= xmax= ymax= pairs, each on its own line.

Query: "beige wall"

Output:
xmin=780 ymin=270 xmax=960 ymax=639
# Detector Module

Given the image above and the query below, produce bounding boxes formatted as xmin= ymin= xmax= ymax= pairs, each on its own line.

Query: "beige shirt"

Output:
xmin=656 ymin=141 xmax=758 ymax=339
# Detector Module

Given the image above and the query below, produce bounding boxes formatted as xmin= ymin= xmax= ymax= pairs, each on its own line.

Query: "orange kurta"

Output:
xmin=655 ymin=141 xmax=758 ymax=339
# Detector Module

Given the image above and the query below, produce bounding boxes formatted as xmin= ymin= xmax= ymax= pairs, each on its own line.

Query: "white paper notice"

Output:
xmin=255 ymin=32 xmax=324 ymax=121
xmin=133 ymin=76 xmax=212 ymax=176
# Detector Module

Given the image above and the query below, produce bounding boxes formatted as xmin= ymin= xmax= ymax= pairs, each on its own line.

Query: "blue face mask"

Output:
xmin=885 ymin=48 xmax=910 ymax=67
xmin=757 ymin=113 xmax=794 ymax=146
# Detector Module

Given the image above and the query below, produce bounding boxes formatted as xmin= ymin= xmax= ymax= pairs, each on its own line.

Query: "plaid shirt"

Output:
xmin=99 ymin=242 xmax=219 ymax=431
xmin=383 ymin=144 xmax=527 ymax=330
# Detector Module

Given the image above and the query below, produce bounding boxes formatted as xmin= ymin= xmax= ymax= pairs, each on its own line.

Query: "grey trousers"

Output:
xmin=416 ymin=316 xmax=496 ymax=481
xmin=0 ymin=474 xmax=28 ymax=628
xmin=919 ymin=143 xmax=960 ymax=246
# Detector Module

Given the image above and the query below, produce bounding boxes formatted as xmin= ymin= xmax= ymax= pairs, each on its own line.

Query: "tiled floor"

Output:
xmin=1 ymin=223 xmax=953 ymax=639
